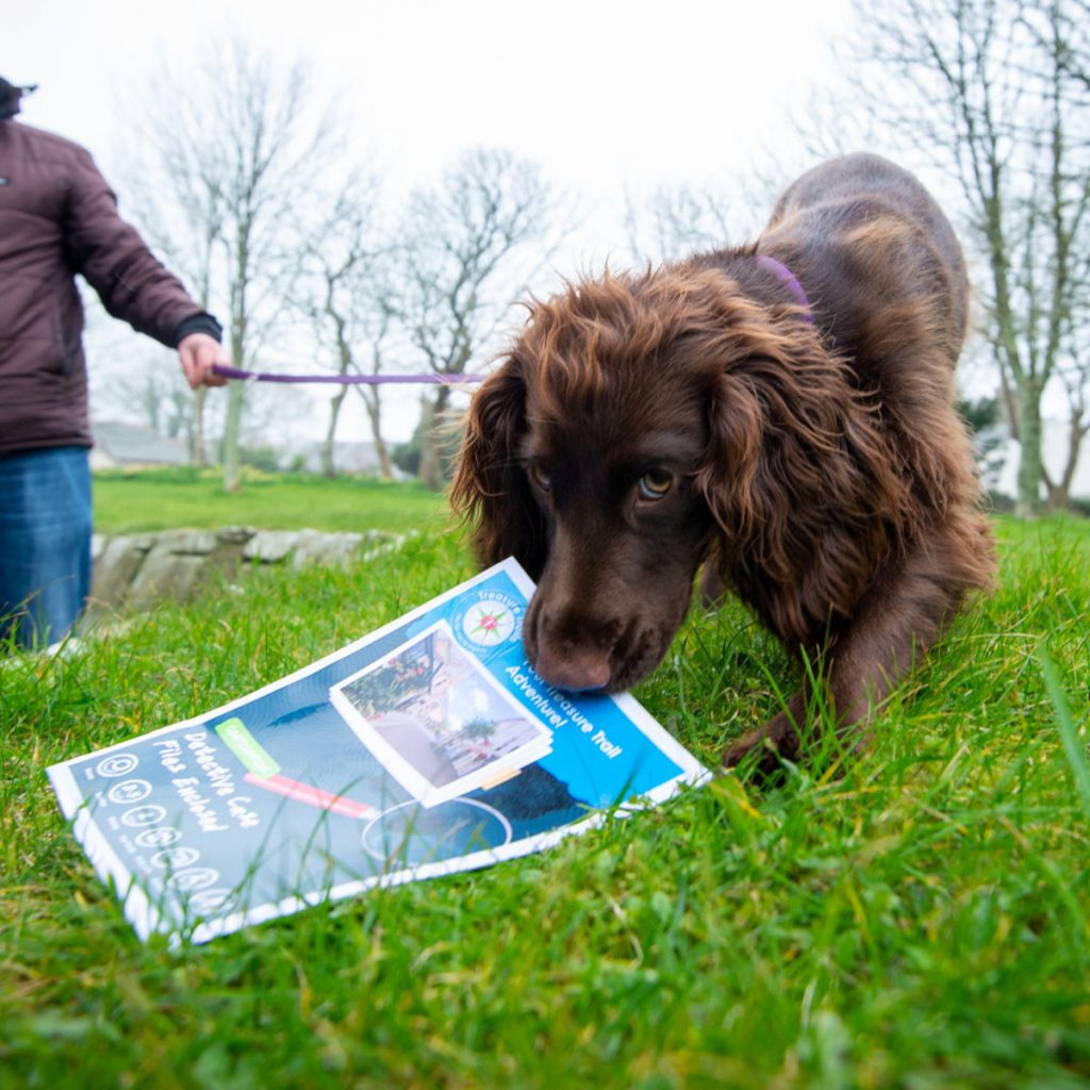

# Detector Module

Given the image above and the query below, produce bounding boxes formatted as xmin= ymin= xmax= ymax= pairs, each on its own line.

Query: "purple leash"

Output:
xmin=756 ymin=254 xmax=815 ymax=324
xmin=212 ymin=257 xmax=811 ymax=388
xmin=211 ymin=365 xmax=488 ymax=385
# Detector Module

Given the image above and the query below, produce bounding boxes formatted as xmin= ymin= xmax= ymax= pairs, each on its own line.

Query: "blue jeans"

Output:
xmin=0 ymin=446 xmax=92 ymax=649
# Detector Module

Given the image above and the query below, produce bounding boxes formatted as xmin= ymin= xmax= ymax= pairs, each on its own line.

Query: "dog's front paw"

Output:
xmin=722 ymin=712 xmax=800 ymax=775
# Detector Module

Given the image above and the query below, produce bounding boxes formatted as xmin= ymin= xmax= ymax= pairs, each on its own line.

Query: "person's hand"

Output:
xmin=177 ymin=333 xmax=230 ymax=390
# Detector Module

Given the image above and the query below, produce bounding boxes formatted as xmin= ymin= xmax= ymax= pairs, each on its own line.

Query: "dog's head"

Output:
xmin=452 ymin=264 xmax=901 ymax=693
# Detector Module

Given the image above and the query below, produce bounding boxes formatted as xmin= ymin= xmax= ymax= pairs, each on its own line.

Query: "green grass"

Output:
xmin=2 ymin=511 xmax=1089 ymax=1089
xmin=92 ymin=466 xmax=448 ymax=535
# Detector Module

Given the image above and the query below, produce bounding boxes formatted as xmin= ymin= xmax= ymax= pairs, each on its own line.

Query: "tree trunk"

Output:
xmin=321 ymin=387 xmax=348 ymax=478
xmin=222 ymin=316 xmax=247 ymax=491
xmin=419 ymin=383 xmax=455 ymax=491
xmin=374 ymin=431 xmax=393 ymax=480
xmin=192 ymin=386 xmax=208 ymax=467
xmin=1015 ymin=380 xmax=1044 ymax=518
xmin=1045 ymin=416 xmax=1089 ymax=512
xmin=222 ymin=380 xmax=245 ymax=493
xmin=418 ymin=394 xmax=442 ymax=491
xmin=362 ymin=388 xmax=394 ymax=479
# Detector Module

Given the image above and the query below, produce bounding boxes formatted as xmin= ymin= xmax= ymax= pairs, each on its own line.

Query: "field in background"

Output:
xmin=93 ymin=467 xmax=449 ymax=535
xmin=2 ymin=511 xmax=1089 ymax=1088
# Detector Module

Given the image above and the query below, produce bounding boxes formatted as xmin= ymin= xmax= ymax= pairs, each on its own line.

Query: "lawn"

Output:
xmin=1 ymin=502 xmax=1088 ymax=1089
xmin=92 ymin=466 xmax=449 ymax=535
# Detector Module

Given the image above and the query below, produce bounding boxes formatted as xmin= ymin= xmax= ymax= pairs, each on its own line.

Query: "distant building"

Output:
xmin=90 ymin=421 xmax=189 ymax=469
xmin=281 ymin=441 xmax=406 ymax=478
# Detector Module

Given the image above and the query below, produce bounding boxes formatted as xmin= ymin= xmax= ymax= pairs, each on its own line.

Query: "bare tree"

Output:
xmin=622 ymin=174 xmax=778 ymax=265
xmin=297 ymin=175 xmax=400 ymax=478
xmin=1055 ymin=0 xmax=1090 ymax=87
xmin=115 ymin=358 xmax=192 ymax=439
xmin=623 ymin=182 xmax=738 ymax=263
xmin=620 ymin=90 xmax=866 ymax=269
xmin=846 ymin=0 xmax=1090 ymax=515
xmin=348 ymin=293 xmax=399 ymax=481
xmin=397 ymin=147 xmax=561 ymax=490
xmin=1019 ymin=0 xmax=1090 ymax=507
xmin=120 ymin=39 xmax=344 ymax=490
xmin=113 ymin=120 xmax=223 ymax=465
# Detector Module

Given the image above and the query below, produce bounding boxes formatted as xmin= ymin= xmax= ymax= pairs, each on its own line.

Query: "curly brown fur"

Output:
xmin=451 ymin=153 xmax=996 ymax=770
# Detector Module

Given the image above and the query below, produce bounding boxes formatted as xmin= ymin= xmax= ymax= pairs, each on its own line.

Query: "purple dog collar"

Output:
xmin=756 ymin=254 xmax=814 ymax=324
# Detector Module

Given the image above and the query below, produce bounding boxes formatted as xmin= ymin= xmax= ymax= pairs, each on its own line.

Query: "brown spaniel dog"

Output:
xmin=452 ymin=153 xmax=995 ymax=770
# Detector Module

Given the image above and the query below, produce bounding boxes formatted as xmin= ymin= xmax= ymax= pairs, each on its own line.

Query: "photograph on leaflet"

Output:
xmin=330 ymin=620 xmax=554 ymax=808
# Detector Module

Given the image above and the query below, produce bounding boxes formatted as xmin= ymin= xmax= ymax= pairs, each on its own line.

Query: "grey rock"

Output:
xmin=89 ymin=534 xmax=156 ymax=610
xmin=216 ymin=526 xmax=256 ymax=546
xmin=86 ymin=527 xmax=408 ymax=619
xmin=243 ymin=530 xmax=303 ymax=563
xmin=126 ymin=540 xmax=210 ymax=611
xmin=156 ymin=529 xmax=219 ymax=556
xmin=290 ymin=530 xmax=366 ymax=569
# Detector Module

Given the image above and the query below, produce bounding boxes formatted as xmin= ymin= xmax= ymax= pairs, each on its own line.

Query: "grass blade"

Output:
xmin=1039 ymin=645 xmax=1090 ymax=823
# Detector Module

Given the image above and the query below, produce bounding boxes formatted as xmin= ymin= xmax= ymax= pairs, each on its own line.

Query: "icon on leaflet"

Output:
xmin=152 ymin=846 xmax=201 ymax=870
xmin=108 ymin=779 xmax=152 ymax=805
xmin=134 ymin=827 xmax=181 ymax=849
xmin=96 ymin=753 xmax=139 ymax=778
xmin=121 ymin=804 xmax=167 ymax=828
xmin=170 ymin=867 xmax=220 ymax=893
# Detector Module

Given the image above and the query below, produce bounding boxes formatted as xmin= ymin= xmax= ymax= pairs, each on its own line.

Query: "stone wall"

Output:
xmin=86 ymin=527 xmax=402 ymax=620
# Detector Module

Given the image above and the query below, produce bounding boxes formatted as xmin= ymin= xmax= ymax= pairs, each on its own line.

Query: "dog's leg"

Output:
xmin=723 ymin=521 xmax=989 ymax=773
xmin=722 ymin=690 xmax=809 ymax=775
xmin=699 ymin=562 xmax=726 ymax=609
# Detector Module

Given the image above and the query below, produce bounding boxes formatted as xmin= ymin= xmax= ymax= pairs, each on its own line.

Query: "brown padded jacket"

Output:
xmin=0 ymin=119 xmax=217 ymax=457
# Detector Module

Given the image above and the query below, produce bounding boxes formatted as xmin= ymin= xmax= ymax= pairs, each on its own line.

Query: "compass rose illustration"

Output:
xmin=461 ymin=599 xmax=517 ymax=646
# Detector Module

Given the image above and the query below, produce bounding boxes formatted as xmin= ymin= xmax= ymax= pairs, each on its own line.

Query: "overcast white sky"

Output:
xmin=13 ymin=0 xmax=855 ymax=192
xmin=10 ymin=0 xmax=864 ymax=443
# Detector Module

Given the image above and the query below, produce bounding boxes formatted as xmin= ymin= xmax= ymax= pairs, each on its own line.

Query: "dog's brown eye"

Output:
xmin=637 ymin=470 xmax=674 ymax=501
xmin=528 ymin=464 xmax=552 ymax=492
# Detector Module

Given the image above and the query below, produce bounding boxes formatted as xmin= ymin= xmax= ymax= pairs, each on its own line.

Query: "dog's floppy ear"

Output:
xmin=696 ymin=347 xmax=909 ymax=648
xmin=451 ymin=357 xmax=549 ymax=577
xmin=697 ymin=370 xmax=767 ymax=547
xmin=697 ymin=359 xmax=834 ymax=645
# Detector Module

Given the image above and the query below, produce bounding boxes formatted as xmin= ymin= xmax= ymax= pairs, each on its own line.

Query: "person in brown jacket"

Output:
xmin=0 ymin=76 xmax=229 ymax=648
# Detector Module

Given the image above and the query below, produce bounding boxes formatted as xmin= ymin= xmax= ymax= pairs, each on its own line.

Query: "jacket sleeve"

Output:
xmin=63 ymin=146 xmax=215 ymax=348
